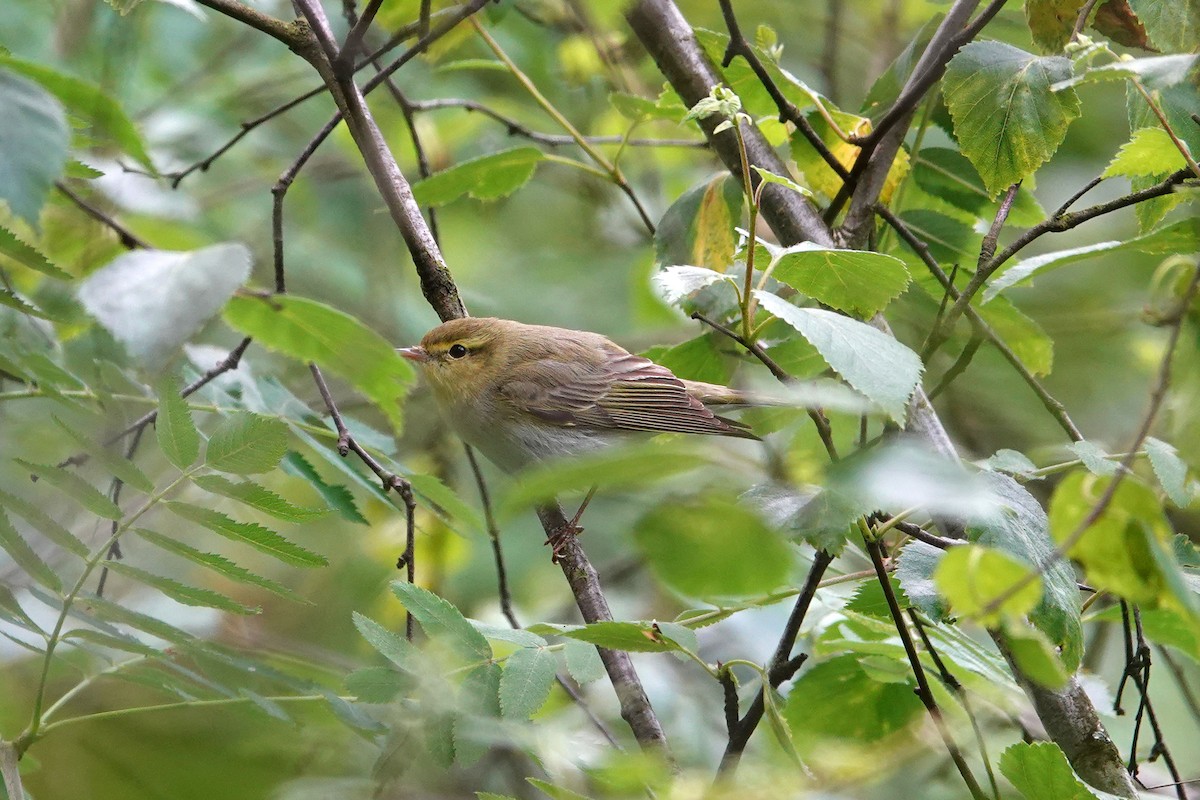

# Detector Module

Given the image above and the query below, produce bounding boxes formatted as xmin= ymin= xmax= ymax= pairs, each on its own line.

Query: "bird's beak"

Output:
xmin=398 ymin=346 xmax=429 ymax=363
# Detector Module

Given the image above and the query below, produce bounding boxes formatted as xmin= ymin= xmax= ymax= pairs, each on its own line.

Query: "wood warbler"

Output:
xmin=399 ymin=317 xmax=758 ymax=471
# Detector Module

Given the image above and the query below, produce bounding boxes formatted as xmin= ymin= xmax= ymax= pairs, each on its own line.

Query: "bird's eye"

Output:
xmin=447 ymin=344 xmax=468 ymax=359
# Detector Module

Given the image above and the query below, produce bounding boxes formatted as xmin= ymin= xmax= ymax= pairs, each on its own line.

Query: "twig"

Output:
xmin=718 ymin=549 xmax=833 ymax=775
xmin=863 ymin=532 xmax=986 ymax=800
xmin=910 ymin=610 xmax=1000 ymax=800
xmin=409 ymin=98 xmax=706 ymax=148
xmin=471 ymin=19 xmax=657 ymax=237
xmin=1071 ymin=0 xmax=1103 ymax=41
xmin=1122 ymin=607 xmax=1187 ymax=798
xmin=309 ymin=364 xmax=416 ymax=637
xmin=338 ymin=0 xmax=384 ymax=68
xmin=983 ymin=261 xmax=1200 ymax=615
xmin=927 ymin=335 xmax=983 ymax=400
xmin=169 ymin=6 xmax=466 ymax=187
xmin=537 ymin=504 xmax=673 ymax=758
xmin=877 ymin=206 xmax=1085 ymax=442
xmin=935 ymin=169 xmax=1195 ymax=338
xmin=691 ymin=311 xmax=839 ymax=461
xmin=835 ymin=0 xmax=1007 ymax=236
xmin=95 ymin=428 xmax=146 ymax=596
xmin=716 ymin=0 xmax=849 ymax=182
xmin=55 ymin=182 xmax=149 ymax=250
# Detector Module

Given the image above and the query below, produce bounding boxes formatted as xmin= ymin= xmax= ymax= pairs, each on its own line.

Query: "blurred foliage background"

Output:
xmin=1 ymin=0 xmax=1198 ymax=798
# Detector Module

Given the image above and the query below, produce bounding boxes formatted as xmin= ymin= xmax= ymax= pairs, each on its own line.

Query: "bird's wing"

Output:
xmin=500 ymin=350 xmax=757 ymax=439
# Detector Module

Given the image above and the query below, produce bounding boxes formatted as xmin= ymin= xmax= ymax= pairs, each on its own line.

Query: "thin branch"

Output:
xmin=166 ymin=6 xmax=463 ymax=187
xmin=410 ymin=98 xmax=705 ymax=148
xmin=0 ymin=741 xmax=23 ymax=800
xmin=933 ymin=169 xmax=1195 ymax=340
xmin=56 ymin=338 xmax=254 ymax=471
xmin=877 ymin=206 xmax=1085 ymax=442
xmin=462 ymin=445 xmax=622 ymax=748
xmin=928 ymin=335 xmax=983 ymax=400
xmin=536 ymin=504 xmax=673 ymax=758
xmin=983 ymin=261 xmax=1200 ymax=615
xmin=1071 ymin=0 xmax=1103 ymax=41
xmin=95 ymin=428 xmax=147 ymax=597
xmin=718 ymin=549 xmax=834 ymax=775
xmin=55 ymin=182 xmax=149 ymax=249
xmin=716 ymin=0 xmax=849 ymax=182
xmin=194 ymin=0 xmax=299 ymax=48
xmin=309 ymin=364 xmax=416 ymax=636
xmin=471 ymin=19 xmax=657 ymax=236
xmin=1123 ymin=607 xmax=1188 ymax=798
xmin=339 ymin=0 xmax=384 ymax=67
xmin=835 ymin=0 xmax=1006 ymax=236
xmin=910 ymin=610 xmax=1001 ymax=800
xmin=864 ymin=532 xmax=986 ymax=800
xmin=691 ymin=312 xmax=839 ymax=461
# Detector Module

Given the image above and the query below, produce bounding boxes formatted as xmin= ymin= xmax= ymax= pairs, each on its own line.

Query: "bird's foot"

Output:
xmin=545 ymin=522 xmax=583 ymax=563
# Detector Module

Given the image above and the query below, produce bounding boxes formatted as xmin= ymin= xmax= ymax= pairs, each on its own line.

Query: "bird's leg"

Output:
xmin=546 ymin=486 xmax=598 ymax=562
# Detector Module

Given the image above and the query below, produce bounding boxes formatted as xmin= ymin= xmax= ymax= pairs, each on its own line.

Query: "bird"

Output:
xmin=398 ymin=317 xmax=759 ymax=473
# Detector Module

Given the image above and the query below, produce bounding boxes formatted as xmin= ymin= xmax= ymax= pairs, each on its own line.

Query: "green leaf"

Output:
xmin=1104 ymin=127 xmax=1189 ymax=180
xmin=79 ymin=244 xmax=252 ymax=368
xmin=204 ymin=412 xmax=288 ymax=475
xmin=935 ymin=544 xmax=1043 ymax=625
xmin=0 ymin=56 xmax=153 ymax=170
xmin=84 ymin=596 xmax=196 ymax=644
xmin=352 ymin=611 xmax=419 ymax=671
xmin=563 ymin=639 xmax=605 ymax=684
xmin=390 ymin=581 xmax=491 ymax=663
xmin=499 ymin=646 xmax=557 ymax=719
xmin=106 ymin=562 xmax=259 ymax=614
xmin=1127 ymin=0 xmax=1200 ymax=53
xmin=634 ymin=495 xmax=793 ymax=598
xmin=1068 ymin=440 xmax=1119 ymax=477
xmin=526 ymin=778 xmax=592 ymax=800
xmin=166 ymin=502 xmax=327 ymax=567
xmin=1049 ymin=472 xmax=1171 ymax=605
xmin=558 ymin=621 xmax=685 ymax=653
xmin=191 ymin=474 xmax=327 ymax=522
xmin=942 ymin=42 xmax=1081 ymax=195
xmin=980 ymin=449 xmax=1040 ymax=480
xmin=652 ymin=265 xmax=735 ymax=305
xmin=782 ymin=655 xmax=924 ymax=750
xmin=999 ymin=742 xmax=1101 ymax=800
xmin=411 ymin=147 xmax=543 ymax=206
xmin=1002 ymin=622 xmax=1071 ymax=689
xmin=155 ymin=374 xmax=200 ymax=470
xmin=740 ymin=482 xmax=858 ymax=554
xmin=770 ymin=244 xmax=910 ymax=319
xmin=1024 ymin=0 xmax=1086 ymax=52
xmin=0 ymin=69 xmax=68 ymax=228
xmin=132 ymin=528 xmax=303 ymax=602
xmin=0 ymin=225 xmax=71 ymax=280
xmin=609 ymin=90 xmax=685 ymax=122
xmin=497 ymin=440 xmax=709 ymax=521
xmin=281 ymin=451 xmax=367 ymax=524
xmin=912 ymin=148 xmax=1046 ymax=227
xmin=345 ymin=666 xmax=405 ymax=703
xmin=0 ymin=509 xmax=61 ymax=592
xmin=0 ymin=488 xmax=87 ymax=557
xmin=643 ymin=333 xmax=731 ymax=385
xmin=750 ymin=166 xmax=814 ymax=198
xmin=0 ymin=287 xmax=52 ymax=320
xmin=52 ymin=416 xmax=154 ymax=493
xmin=753 ymin=291 xmax=922 ymax=421
xmin=17 ymin=459 xmax=123 ymax=520
xmin=653 ymin=174 xmax=742 ymax=272
xmin=970 ymin=473 xmax=1084 ymax=669
xmin=225 ymin=295 xmax=412 ymax=433
xmin=1145 ymin=437 xmax=1192 ymax=507
xmin=895 ymin=541 xmax=949 ymax=620
xmin=976 ymin=296 xmax=1053 ymax=377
